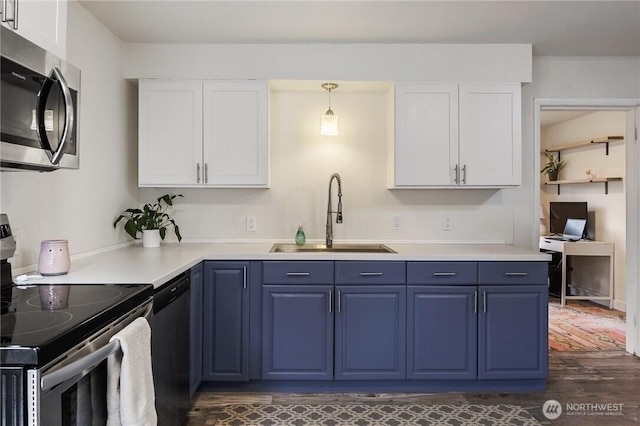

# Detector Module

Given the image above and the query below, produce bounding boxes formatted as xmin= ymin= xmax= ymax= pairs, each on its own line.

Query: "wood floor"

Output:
xmin=186 ymin=350 xmax=640 ymax=425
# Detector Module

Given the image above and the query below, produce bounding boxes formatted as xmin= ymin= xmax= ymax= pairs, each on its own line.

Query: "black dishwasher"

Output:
xmin=152 ymin=272 xmax=190 ymax=426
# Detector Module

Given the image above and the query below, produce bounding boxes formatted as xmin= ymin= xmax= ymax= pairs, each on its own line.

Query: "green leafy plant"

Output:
xmin=541 ymin=153 xmax=566 ymax=175
xmin=113 ymin=194 xmax=183 ymax=241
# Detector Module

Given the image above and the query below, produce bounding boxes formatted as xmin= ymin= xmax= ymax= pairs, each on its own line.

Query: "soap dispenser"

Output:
xmin=295 ymin=224 xmax=306 ymax=245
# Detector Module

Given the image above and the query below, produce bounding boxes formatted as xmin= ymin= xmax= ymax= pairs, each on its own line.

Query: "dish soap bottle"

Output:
xmin=295 ymin=224 xmax=306 ymax=245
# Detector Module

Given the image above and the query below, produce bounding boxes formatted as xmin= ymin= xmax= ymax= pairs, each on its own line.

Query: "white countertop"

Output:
xmin=14 ymin=242 xmax=550 ymax=289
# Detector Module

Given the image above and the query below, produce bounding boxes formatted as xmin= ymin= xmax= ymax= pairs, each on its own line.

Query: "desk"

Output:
xmin=539 ymin=237 xmax=614 ymax=308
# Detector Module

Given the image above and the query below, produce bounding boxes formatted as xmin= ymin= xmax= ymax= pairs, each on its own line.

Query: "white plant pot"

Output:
xmin=142 ymin=229 xmax=161 ymax=248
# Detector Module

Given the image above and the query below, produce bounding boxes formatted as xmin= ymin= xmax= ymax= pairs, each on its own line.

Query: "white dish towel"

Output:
xmin=107 ymin=317 xmax=157 ymax=426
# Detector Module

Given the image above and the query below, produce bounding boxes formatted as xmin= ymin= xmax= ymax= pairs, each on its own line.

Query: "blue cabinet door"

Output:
xmin=262 ymin=285 xmax=334 ymax=380
xmin=202 ymin=261 xmax=250 ymax=382
xmin=334 ymin=286 xmax=406 ymax=380
xmin=189 ymin=262 xmax=204 ymax=397
xmin=478 ymin=285 xmax=548 ymax=380
xmin=407 ymin=285 xmax=477 ymax=380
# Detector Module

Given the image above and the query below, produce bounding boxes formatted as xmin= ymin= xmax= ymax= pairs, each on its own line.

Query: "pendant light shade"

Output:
xmin=320 ymin=83 xmax=339 ymax=136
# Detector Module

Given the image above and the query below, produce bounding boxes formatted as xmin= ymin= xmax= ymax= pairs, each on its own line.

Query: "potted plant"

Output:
xmin=113 ymin=194 xmax=183 ymax=247
xmin=541 ymin=153 xmax=566 ymax=182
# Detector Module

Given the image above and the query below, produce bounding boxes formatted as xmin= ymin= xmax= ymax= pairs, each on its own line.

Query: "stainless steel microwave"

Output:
xmin=1 ymin=27 xmax=80 ymax=171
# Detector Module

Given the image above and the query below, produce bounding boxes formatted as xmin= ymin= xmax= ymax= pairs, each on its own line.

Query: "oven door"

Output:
xmin=28 ymin=300 xmax=152 ymax=426
xmin=36 ymin=358 xmax=109 ymax=426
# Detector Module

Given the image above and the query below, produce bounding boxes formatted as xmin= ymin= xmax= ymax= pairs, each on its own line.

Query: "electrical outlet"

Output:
xmin=392 ymin=215 xmax=401 ymax=230
xmin=246 ymin=216 xmax=257 ymax=232
xmin=443 ymin=215 xmax=452 ymax=231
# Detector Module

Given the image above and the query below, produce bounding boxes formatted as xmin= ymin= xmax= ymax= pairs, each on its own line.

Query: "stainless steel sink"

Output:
xmin=270 ymin=243 xmax=396 ymax=253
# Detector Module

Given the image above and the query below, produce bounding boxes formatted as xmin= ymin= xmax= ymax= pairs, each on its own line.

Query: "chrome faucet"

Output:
xmin=326 ymin=173 xmax=343 ymax=248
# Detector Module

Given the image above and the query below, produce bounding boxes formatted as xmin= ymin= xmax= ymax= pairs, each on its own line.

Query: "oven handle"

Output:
xmin=40 ymin=302 xmax=153 ymax=392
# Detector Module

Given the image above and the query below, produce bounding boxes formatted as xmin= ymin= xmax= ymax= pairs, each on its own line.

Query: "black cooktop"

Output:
xmin=1 ymin=283 xmax=153 ymax=366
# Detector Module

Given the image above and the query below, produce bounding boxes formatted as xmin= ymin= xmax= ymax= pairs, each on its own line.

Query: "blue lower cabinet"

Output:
xmin=262 ymin=285 xmax=334 ymax=380
xmin=335 ymin=286 xmax=406 ymax=380
xmin=189 ymin=262 xmax=204 ymax=397
xmin=478 ymin=285 xmax=548 ymax=380
xmin=407 ymin=286 xmax=477 ymax=380
xmin=202 ymin=262 xmax=250 ymax=382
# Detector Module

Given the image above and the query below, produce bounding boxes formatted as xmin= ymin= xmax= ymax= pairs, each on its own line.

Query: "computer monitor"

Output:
xmin=549 ymin=201 xmax=588 ymax=235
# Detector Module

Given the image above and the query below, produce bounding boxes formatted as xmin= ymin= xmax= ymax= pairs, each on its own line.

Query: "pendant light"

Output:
xmin=320 ymin=83 xmax=339 ymax=136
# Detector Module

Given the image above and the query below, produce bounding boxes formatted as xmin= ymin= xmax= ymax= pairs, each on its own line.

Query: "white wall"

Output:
xmin=125 ymin=43 xmax=532 ymax=83
xmin=541 ymin=111 xmax=627 ymax=308
xmin=0 ymin=1 xmax=138 ymax=269
xmin=129 ymin=43 xmax=532 ymax=244
xmin=515 ymin=57 xmax=640 ymax=250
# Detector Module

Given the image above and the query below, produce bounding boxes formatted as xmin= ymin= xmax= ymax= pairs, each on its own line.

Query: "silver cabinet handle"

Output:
xmin=461 ymin=164 xmax=467 ymax=184
xmin=433 ymin=272 xmax=457 ymax=277
xmin=286 ymin=272 xmax=310 ymax=277
xmin=474 ymin=290 xmax=478 ymax=314
xmin=36 ymin=67 xmax=74 ymax=165
xmin=329 ymin=289 xmax=333 ymax=313
xmin=242 ymin=266 xmax=247 ymax=289
xmin=2 ymin=0 xmax=17 ymax=30
xmin=359 ymin=272 xmax=383 ymax=277
xmin=505 ymin=272 xmax=528 ymax=276
xmin=483 ymin=291 xmax=487 ymax=313
xmin=204 ymin=163 xmax=209 ymax=184
xmin=337 ymin=290 xmax=341 ymax=313
xmin=453 ymin=164 xmax=459 ymax=184
xmin=196 ymin=163 xmax=201 ymax=183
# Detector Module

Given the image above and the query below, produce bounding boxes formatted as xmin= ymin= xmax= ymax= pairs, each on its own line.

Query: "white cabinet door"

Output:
xmin=1 ymin=0 xmax=67 ymax=59
xmin=203 ymin=81 xmax=268 ymax=186
xmin=459 ymin=83 xmax=521 ymax=186
xmin=392 ymin=82 xmax=521 ymax=188
xmin=138 ymin=80 xmax=203 ymax=186
xmin=394 ymin=84 xmax=458 ymax=186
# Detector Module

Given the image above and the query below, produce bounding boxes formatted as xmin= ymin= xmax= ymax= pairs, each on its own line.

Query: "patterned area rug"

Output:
xmin=215 ymin=404 xmax=541 ymax=426
xmin=548 ymin=299 xmax=626 ymax=351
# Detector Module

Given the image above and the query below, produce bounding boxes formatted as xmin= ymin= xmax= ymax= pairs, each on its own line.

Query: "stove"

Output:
xmin=1 ymin=283 xmax=153 ymax=367
xmin=1 ymin=283 xmax=154 ymax=425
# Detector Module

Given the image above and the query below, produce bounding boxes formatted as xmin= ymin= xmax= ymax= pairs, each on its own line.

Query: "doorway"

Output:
xmin=534 ymin=99 xmax=640 ymax=356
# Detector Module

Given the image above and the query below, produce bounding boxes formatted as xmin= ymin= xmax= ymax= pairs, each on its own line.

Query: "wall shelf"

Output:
xmin=543 ymin=135 xmax=624 ymax=157
xmin=544 ymin=177 xmax=623 ymax=195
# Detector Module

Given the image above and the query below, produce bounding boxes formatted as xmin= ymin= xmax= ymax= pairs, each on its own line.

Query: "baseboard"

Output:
xmin=613 ymin=299 xmax=626 ymax=313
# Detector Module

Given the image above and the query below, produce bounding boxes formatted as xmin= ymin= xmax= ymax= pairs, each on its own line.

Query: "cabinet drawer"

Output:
xmin=478 ymin=262 xmax=547 ymax=285
xmin=407 ymin=262 xmax=477 ymax=285
xmin=335 ymin=261 xmax=405 ymax=285
xmin=263 ymin=261 xmax=334 ymax=284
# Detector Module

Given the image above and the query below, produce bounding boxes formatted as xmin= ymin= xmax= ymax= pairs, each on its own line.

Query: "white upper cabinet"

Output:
xmin=139 ymin=80 xmax=203 ymax=186
xmin=458 ymin=84 xmax=521 ymax=186
xmin=1 ymin=0 xmax=67 ymax=59
xmin=138 ymin=80 xmax=268 ymax=188
xmin=203 ymin=81 xmax=268 ymax=186
xmin=392 ymin=82 xmax=521 ymax=188
xmin=394 ymin=84 xmax=459 ymax=186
